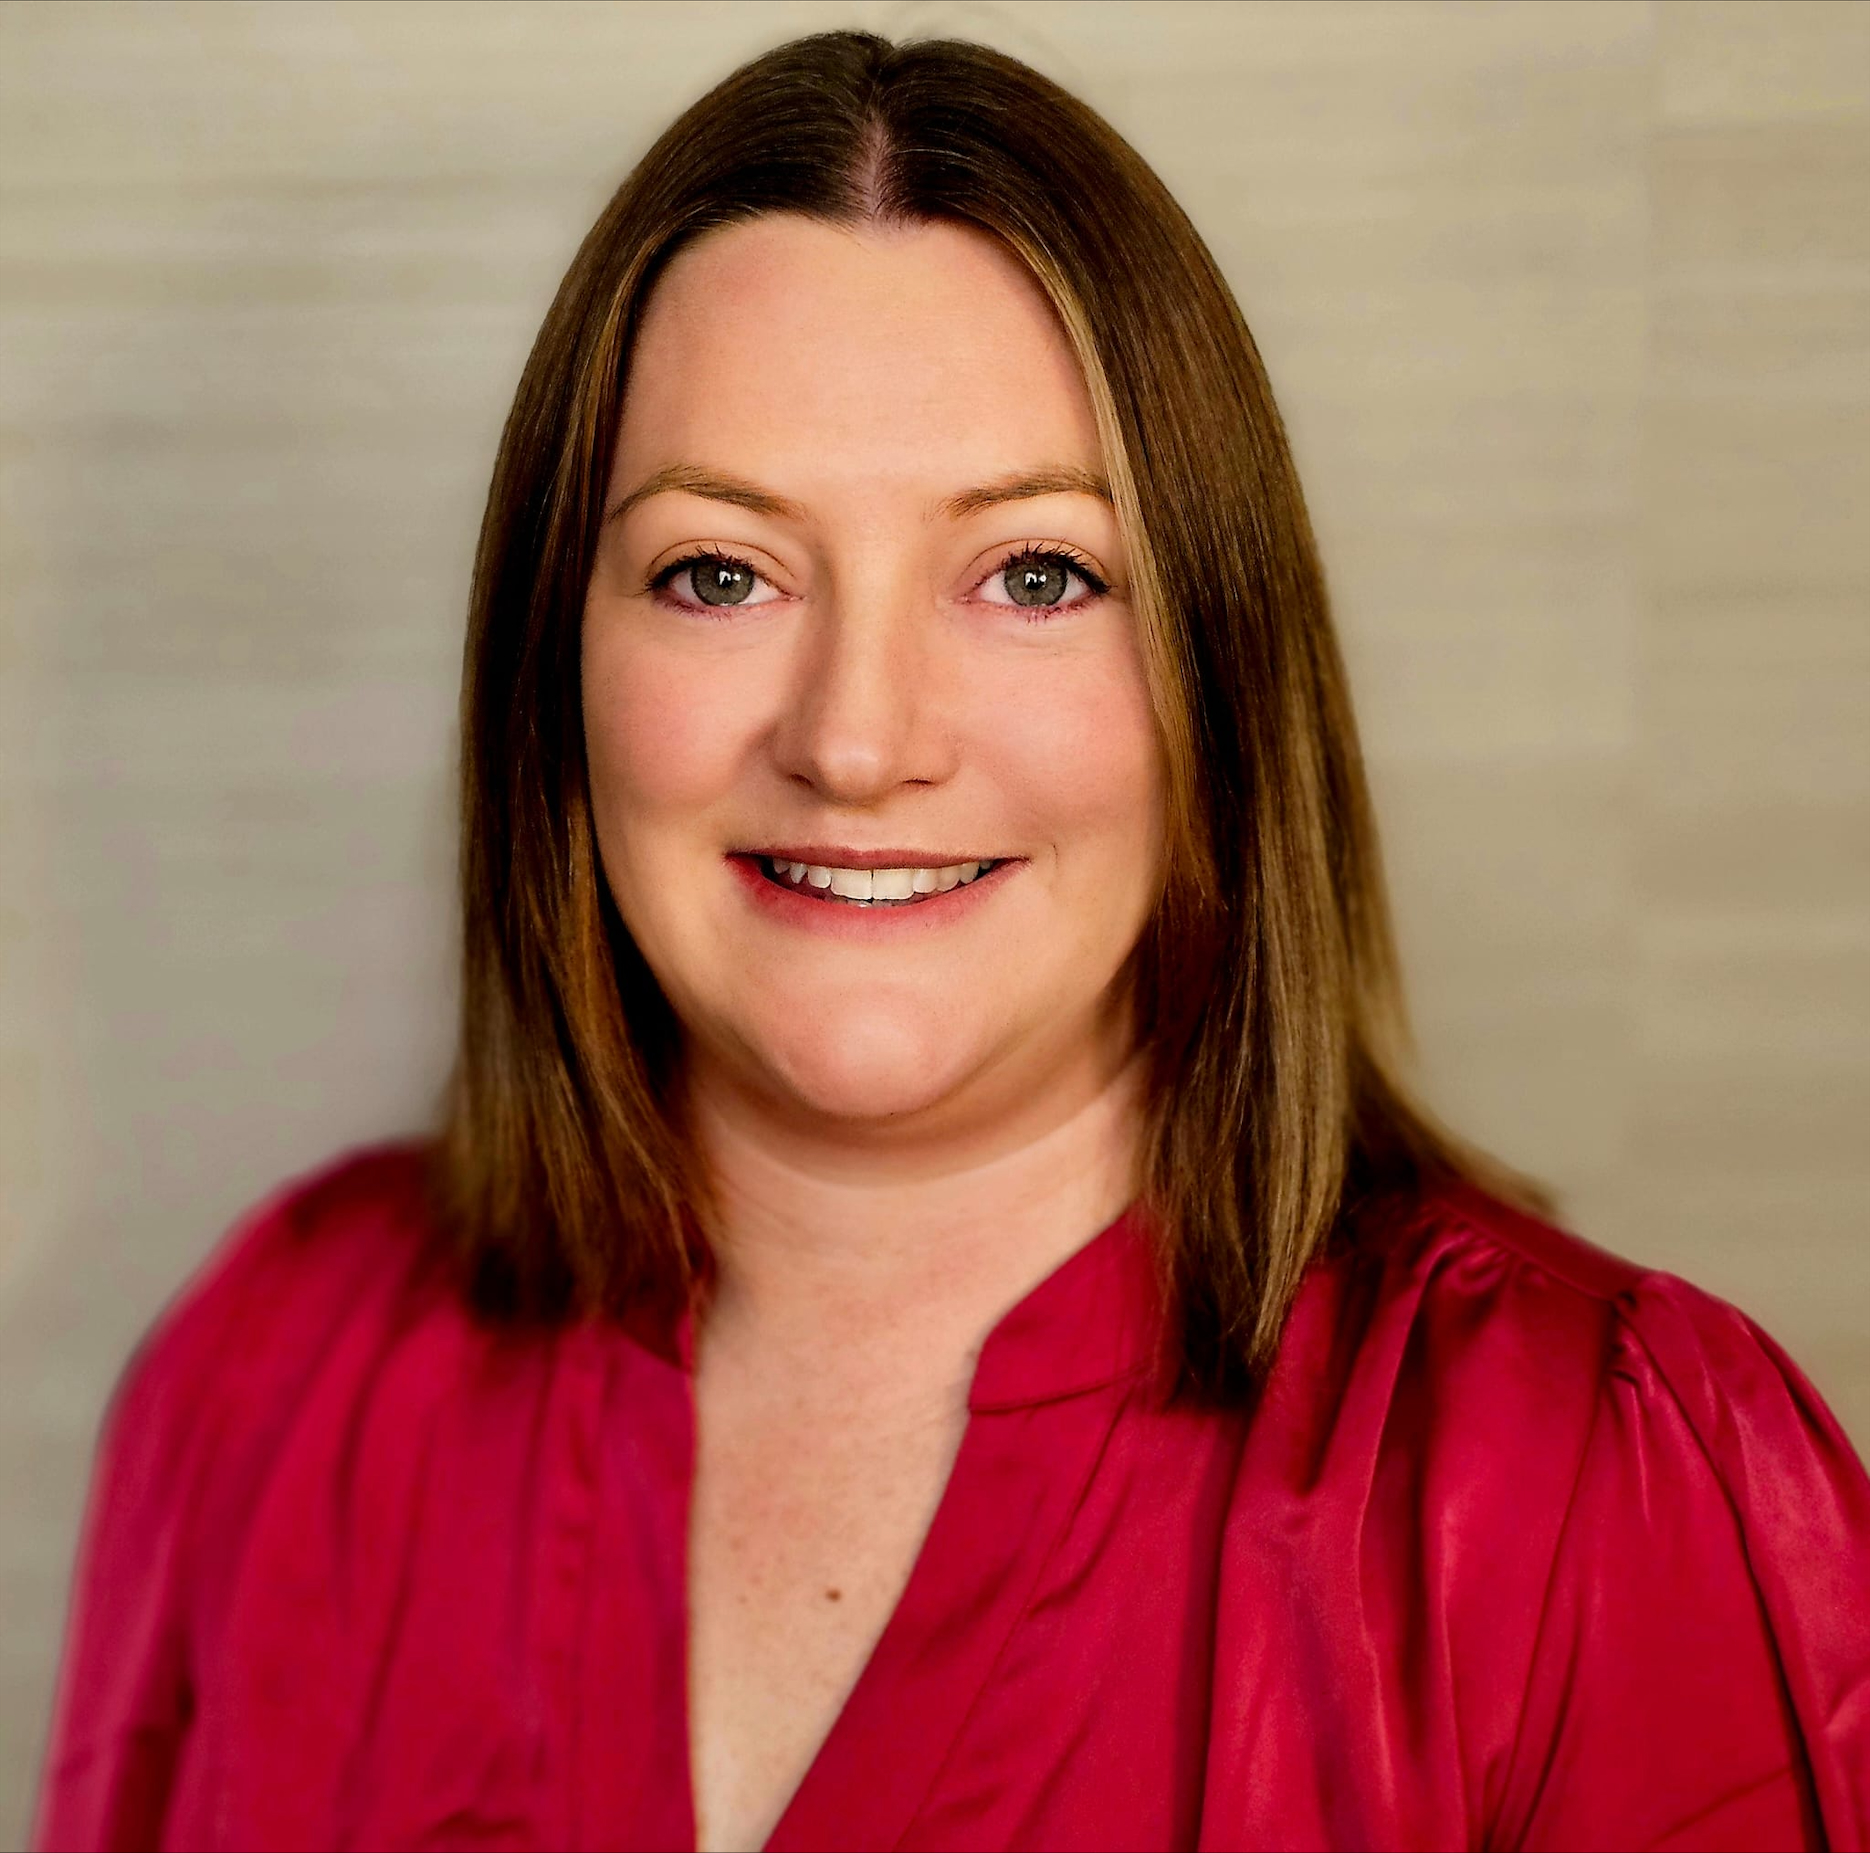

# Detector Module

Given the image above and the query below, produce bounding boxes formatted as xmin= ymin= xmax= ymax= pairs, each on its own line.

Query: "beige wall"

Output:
xmin=1 ymin=0 xmax=1865 ymax=1836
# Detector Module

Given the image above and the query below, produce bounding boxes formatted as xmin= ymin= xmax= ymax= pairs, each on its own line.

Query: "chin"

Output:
xmin=749 ymin=1002 xmax=993 ymax=1128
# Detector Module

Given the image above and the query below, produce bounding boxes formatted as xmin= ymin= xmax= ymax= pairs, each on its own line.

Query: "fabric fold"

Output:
xmin=31 ymin=1145 xmax=1870 ymax=1852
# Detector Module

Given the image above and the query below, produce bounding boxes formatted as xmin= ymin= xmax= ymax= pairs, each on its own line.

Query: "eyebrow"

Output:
xmin=601 ymin=463 xmax=1113 ymax=527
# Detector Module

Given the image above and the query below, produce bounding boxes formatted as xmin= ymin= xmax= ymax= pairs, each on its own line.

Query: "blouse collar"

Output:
xmin=651 ymin=1206 xmax=1172 ymax=1413
xmin=966 ymin=1205 xmax=1169 ymax=1412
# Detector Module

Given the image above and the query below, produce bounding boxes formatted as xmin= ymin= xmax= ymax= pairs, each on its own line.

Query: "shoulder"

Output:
xmin=1257 ymin=1181 xmax=1870 ymax=1839
xmin=1346 ymin=1176 xmax=1858 ymax=1449
xmin=1325 ymin=1182 xmax=1870 ymax=1665
xmin=1269 ymin=1180 xmax=1636 ymax=1475
xmin=1324 ymin=1177 xmax=1864 ymax=1479
xmin=1347 ymin=1171 xmax=1648 ymax=1314
xmin=133 ymin=1140 xmax=439 ymax=1371
xmin=1266 ymin=1175 xmax=1870 ymax=1603
xmin=1369 ymin=1188 xmax=1870 ymax=1846
xmin=103 ymin=1141 xmax=450 ymax=1487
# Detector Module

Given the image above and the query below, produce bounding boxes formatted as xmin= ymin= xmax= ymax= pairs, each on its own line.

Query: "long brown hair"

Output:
xmin=440 ymin=28 xmax=1541 ymax=1396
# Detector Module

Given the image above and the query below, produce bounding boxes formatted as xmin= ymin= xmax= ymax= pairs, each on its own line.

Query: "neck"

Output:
xmin=688 ymin=1045 xmax=1148 ymax=1386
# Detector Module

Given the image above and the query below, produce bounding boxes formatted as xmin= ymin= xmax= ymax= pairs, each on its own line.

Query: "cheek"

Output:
xmin=988 ymin=642 xmax=1166 ymax=882
xmin=580 ymin=620 xmax=762 ymax=852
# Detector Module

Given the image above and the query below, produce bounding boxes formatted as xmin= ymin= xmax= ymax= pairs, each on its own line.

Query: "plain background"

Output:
xmin=1 ymin=0 xmax=1866 ymax=1838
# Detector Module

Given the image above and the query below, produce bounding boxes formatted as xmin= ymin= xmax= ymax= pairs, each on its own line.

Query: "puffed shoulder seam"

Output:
xmin=1403 ymin=1183 xmax=1652 ymax=1311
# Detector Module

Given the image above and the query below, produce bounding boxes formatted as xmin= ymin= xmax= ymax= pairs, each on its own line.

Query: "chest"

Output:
xmin=684 ymin=1382 xmax=970 ymax=1851
xmin=168 ymin=1336 xmax=1498 ymax=1852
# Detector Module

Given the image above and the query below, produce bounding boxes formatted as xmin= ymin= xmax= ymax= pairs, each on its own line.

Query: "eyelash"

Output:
xmin=647 ymin=544 xmax=1111 ymax=617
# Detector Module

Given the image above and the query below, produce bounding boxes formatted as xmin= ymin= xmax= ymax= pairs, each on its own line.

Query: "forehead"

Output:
xmin=617 ymin=214 xmax=1102 ymax=479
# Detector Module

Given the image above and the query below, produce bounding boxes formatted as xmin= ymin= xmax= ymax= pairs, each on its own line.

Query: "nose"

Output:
xmin=769 ymin=573 xmax=956 ymax=804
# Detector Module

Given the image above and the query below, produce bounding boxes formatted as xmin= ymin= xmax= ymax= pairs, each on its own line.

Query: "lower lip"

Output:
xmin=726 ymin=855 xmax=1018 ymax=938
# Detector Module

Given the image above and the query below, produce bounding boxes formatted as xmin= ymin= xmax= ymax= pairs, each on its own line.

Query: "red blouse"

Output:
xmin=32 ymin=1145 xmax=1870 ymax=1851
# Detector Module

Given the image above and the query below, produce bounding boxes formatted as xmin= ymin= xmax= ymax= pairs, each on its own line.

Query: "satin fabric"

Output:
xmin=33 ymin=1145 xmax=1870 ymax=1851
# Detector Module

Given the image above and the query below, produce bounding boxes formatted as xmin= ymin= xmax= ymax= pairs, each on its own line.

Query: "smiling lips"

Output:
xmin=758 ymin=855 xmax=999 ymax=906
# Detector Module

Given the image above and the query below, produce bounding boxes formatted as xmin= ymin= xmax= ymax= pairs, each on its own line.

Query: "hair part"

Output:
xmin=440 ymin=28 xmax=1545 ymax=1398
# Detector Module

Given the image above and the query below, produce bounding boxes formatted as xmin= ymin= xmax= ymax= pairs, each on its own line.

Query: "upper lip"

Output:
xmin=739 ymin=846 xmax=1006 ymax=870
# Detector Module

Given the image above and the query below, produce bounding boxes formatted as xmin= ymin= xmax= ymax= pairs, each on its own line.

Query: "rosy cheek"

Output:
xmin=983 ymin=646 xmax=1161 ymax=851
xmin=582 ymin=625 xmax=764 ymax=828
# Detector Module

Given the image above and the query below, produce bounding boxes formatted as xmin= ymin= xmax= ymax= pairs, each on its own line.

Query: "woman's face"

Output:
xmin=583 ymin=213 xmax=1166 ymax=1140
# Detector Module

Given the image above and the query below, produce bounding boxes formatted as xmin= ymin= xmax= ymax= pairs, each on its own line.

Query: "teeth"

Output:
xmin=761 ymin=857 xmax=997 ymax=902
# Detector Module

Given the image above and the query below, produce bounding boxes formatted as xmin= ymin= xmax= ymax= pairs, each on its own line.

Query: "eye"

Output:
xmin=975 ymin=545 xmax=1110 ymax=616
xmin=649 ymin=549 xmax=783 ymax=613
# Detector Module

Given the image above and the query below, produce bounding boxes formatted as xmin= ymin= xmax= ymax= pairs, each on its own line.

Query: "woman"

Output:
xmin=33 ymin=29 xmax=1870 ymax=1853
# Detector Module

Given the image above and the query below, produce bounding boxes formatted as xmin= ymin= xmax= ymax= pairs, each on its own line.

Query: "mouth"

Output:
xmin=748 ymin=853 xmax=1003 ymax=907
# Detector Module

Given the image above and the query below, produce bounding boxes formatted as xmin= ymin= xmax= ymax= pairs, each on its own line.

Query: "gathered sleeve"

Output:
xmin=1494 ymin=1273 xmax=1870 ymax=1852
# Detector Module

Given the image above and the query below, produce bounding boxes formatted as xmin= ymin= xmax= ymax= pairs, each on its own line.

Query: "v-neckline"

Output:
xmin=660 ymin=1205 xmax=1168 ymax=1853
